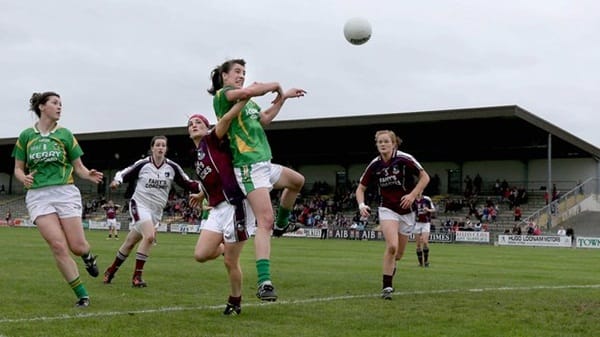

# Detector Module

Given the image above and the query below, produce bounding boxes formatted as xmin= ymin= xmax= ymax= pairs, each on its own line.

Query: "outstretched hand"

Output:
xmin=189 ymin=193 xmax=202 ymax=209
xmin=110 ymin=180 xmax=120 ymax=190
xmin=284 ymin=88 xmax=307 ymax=99
xmin=88 ymin=169 xmax=104 ymax=184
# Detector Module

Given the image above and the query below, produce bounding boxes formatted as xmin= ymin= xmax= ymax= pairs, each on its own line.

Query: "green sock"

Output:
xmin=69 ymin=276 xmax=89 ymax=299
xmin=256 ymin=259 xmax=271 ymax=285
xmin=275 ymin=207 xmax=291 ymax=228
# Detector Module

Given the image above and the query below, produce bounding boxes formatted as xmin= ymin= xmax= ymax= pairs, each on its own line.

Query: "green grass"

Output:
xmin=0 ymin=227 xmax=598 ymax=337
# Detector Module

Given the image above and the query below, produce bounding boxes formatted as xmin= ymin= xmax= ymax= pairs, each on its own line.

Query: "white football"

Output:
xmin=343 ymin=17 xmax=372 ymax=45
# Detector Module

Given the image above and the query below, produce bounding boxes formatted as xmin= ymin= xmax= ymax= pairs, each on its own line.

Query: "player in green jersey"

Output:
xmin=208 ymin=59 xmax=306 ymax=301
xmin=12 ymin=91 xmax=104 ymax=308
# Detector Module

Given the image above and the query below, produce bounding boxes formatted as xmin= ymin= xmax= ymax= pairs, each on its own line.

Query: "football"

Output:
xmin=343 ymin=17 xmax=372 ymax=45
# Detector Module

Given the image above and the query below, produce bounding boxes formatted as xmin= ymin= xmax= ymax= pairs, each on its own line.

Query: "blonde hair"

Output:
xmin=374 ymin=130 xmax=402 ymax=148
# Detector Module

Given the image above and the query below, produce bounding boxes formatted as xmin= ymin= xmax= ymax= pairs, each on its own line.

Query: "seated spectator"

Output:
xmin=488 ymin=205 xmax=497 ymax=222
xmin=481 ymin=207 xmax=490 ymax=222
xmin=526 ymin=222 xmax=535 ymax=235
xmin=459 ymin=216 xmax=473 ymax=231
xmin=443 ymin=219 xmax=453 ymax=232
xmin=557 ymin=226 xmax=566 ymax=236
xmin=512 ymin=224 xmax=522 ymax=235
xmin=452 ymin=221 xmax=459 ymax=232
xmin=467 ymin=199 xmax=480 ymax=219
xmin=306 ymin=213 xmax=315 ymax=227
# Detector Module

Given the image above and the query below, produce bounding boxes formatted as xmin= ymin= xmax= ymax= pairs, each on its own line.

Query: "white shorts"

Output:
xmin=413 ymin=222 xmax=431 ymax=234
xmin=234 ymin=161 xmax=283 ymax=194
xmin=129 ymin=199 xmax=162 ymax=233
xmin=201 ymin=199 xmax=255 ymax=243
xmin=107 ymin=218 xmax=117 ymax=229
xmin=378 ymin=207 xmax=415 ymax=236
xmin=25 ymin=185 xmax=82 ymax=222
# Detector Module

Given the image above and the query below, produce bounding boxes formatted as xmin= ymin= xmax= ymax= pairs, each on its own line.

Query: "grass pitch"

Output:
xmin=0 ymin=227 xmax=598 ymax=337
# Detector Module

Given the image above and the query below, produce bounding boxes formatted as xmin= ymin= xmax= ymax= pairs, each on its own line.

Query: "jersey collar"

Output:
xmin=33 ymin=122 xmax=59 ymax=135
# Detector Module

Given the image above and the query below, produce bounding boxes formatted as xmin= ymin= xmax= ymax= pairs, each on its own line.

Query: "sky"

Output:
xmin=2 ymin=0 xmax=600 ymax=147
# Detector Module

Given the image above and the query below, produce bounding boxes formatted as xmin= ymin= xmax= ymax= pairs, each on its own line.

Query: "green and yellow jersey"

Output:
xmin=213 ymin=86 xmax=272 ymax=167
xmin=11 ymin=124 xmax=83 ymax=189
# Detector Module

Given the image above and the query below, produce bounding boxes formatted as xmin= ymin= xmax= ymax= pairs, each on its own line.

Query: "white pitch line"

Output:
xmin=1 ymin=284 xmax=598 ymax=324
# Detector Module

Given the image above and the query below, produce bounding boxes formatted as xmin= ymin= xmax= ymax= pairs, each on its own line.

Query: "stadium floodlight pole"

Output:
xmin=547 ymin=133 xmax=552 ymax=230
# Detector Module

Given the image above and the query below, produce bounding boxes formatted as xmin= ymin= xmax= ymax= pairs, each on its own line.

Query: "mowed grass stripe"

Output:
xmin=1 ymin=283 xmax=599 ymax=324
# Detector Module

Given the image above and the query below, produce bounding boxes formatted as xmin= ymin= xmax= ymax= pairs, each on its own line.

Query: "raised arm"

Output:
xmin=214 ymin=99 xmax=249 ymax=139
xmin=259 ymin=87 xmax=306 ymax=126
xmin=224 ymin=82 xmax=282 ymax=102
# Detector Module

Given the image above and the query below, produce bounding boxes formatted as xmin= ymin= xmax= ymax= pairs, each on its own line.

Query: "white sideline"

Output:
xmin=1 ymin=284 xmax=599 ymax=324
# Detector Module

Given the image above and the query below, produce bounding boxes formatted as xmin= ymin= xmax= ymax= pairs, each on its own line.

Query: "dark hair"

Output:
xmin=29 ymin=91 xmax=60 ymax=118
xmin=150 ymin=135 xmax=168 ymax=147
xmin=207 ymin=59 xmax=246 ymax=96
xmin=147 ymin=135 xmax=168 ymax=156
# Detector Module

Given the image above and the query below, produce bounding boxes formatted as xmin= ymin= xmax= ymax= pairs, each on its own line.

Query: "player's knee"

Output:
xmin=257 ymin=214 xmax=275 ymax=229
xmin=194 ymin=251 xmax=210 ymax=263
xmin=142 ymin=234 xmax=155 ymax=246
xmin=292 ymin=173 xmax=305 ymax=190
xmin=281 ymin=169 xmax=304 ymax=191
xmin=223 ymin=256 xmax=238 ymax=270
xmin=69 ymin=241 xmax=90 ymax=256
xmin=48 ymin=239 xmax=69 ymax=256
xmin=122 ymin=241 xmax=136 ymax=251
xmin=386 ymin=245 xmax=399 ymax=256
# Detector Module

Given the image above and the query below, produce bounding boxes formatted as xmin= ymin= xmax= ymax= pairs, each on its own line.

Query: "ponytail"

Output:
xmin=207 ymin=59 xmax=246 ymax=96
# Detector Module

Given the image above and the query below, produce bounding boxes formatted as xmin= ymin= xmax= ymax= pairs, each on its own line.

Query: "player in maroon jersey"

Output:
xmin=413 ymin=194 xmax=435 ymax=267
xmin=102 ymin=200 xmax=120 ymax=239
xmin=187 ymin=98 xmax=255 ymax=315
xmin=355 ymin=130 xmax=430 ymax=300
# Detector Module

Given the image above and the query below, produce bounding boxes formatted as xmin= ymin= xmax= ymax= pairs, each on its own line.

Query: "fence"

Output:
xmin=520 ymin=177 xmax=599 ymax=230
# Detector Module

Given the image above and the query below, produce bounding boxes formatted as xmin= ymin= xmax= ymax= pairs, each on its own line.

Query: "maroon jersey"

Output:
xmin=414 ymin=195 xmax=435 ymax=223
xmin=194 ymin=130 xmax=244 ymax=207
xmin=359 ymin=150 xmax=424 ymax=215
xmin=103 ymin=205 xmax=118 ymax=219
